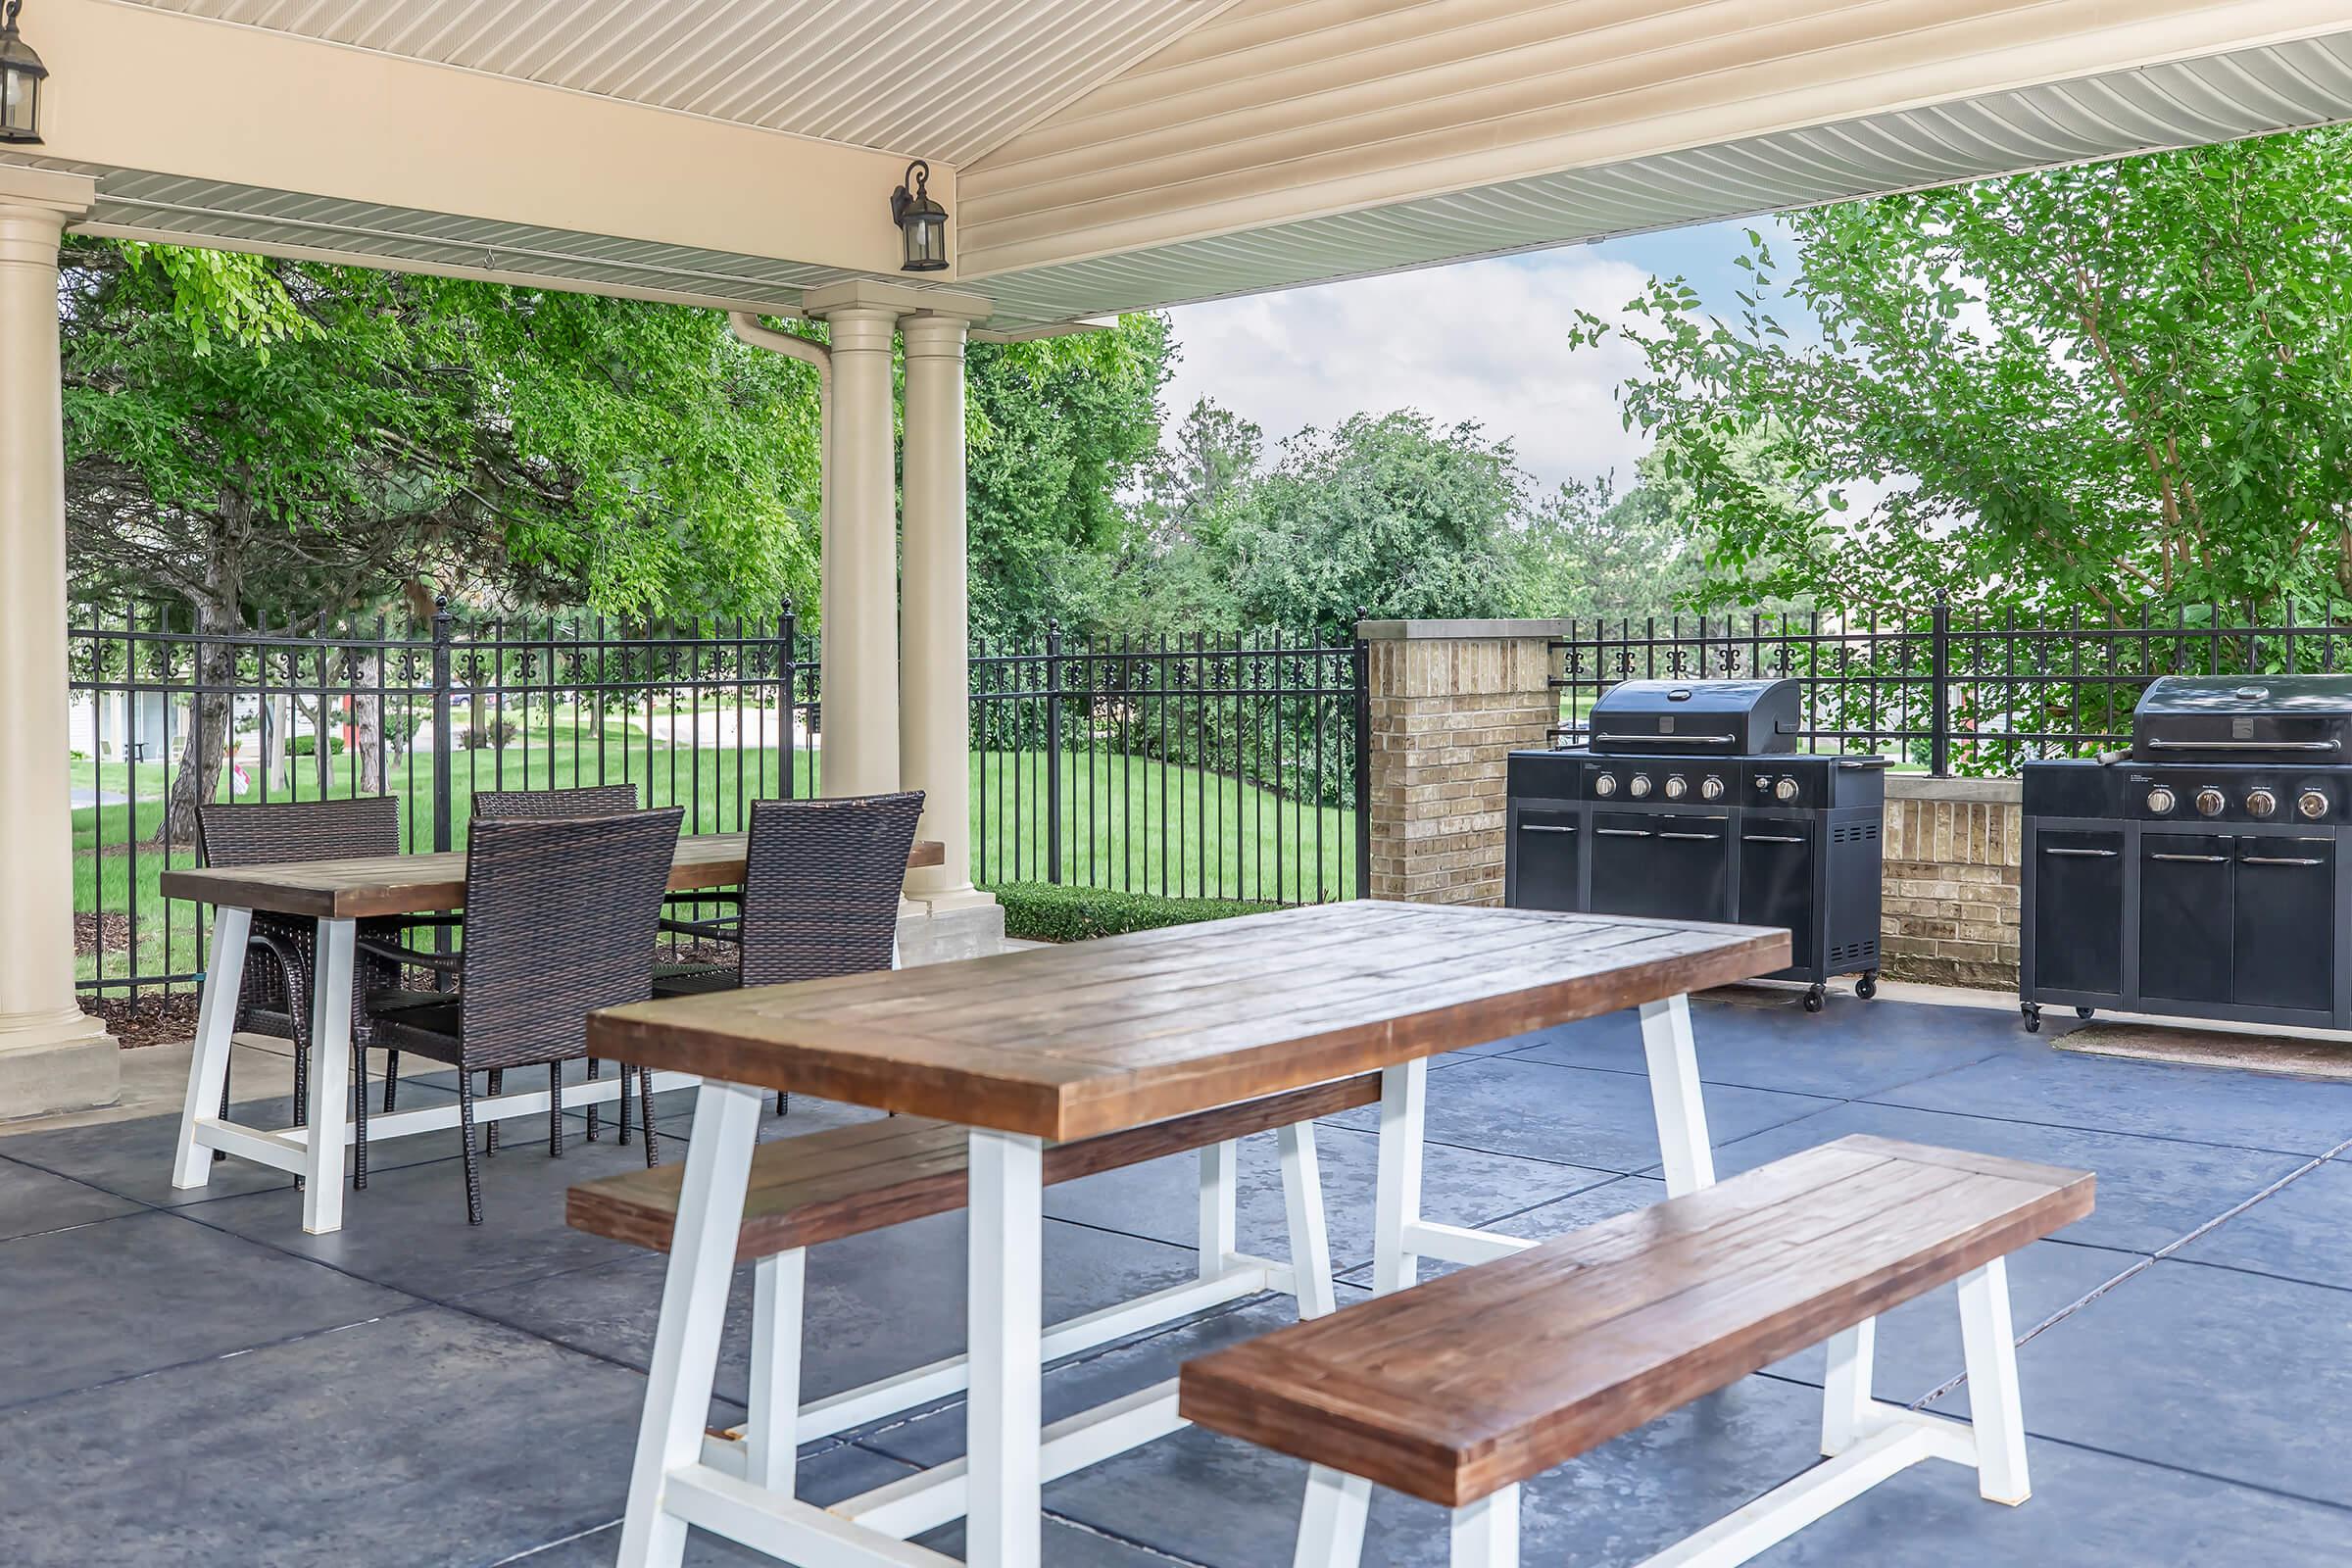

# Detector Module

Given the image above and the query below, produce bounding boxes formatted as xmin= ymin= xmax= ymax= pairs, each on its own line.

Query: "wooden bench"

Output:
xmin=567 ymin=1072 xmax=1377 ymax=1492
xmin=1179 ymin=1134 xmax=2094 ymax=1568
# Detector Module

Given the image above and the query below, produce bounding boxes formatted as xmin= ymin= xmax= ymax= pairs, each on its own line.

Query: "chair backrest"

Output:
xmin=471 ymin=783 xmax=641 ymax=819
xmin=196 ymin=795 xmax=402 ymax=868
xmin=736 ymin=792 xmax=926 ymax=987
xmin=458 ymin=808 xmax=685 ymax=1067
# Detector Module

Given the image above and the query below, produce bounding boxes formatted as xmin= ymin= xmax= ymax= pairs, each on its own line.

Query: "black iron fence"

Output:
xmin=1552 ymin=599 xmax=2352 ymax=774
xmin=72 ymin=604 xmax=1367 ymax=1000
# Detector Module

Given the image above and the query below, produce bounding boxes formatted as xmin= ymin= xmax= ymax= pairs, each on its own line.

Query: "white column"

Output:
xmin=899 ymin=309 xmax=991 ymax=908
xmin=0 ymin=170 xmax=117 ymax=1118
xmin=803 ymin=297 xmax=901 ymax=800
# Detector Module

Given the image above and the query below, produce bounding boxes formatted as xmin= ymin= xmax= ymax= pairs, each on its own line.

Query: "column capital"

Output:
xmin=0 ymin=167 xmax=97 ymax=224
xmin=900 ymin=313 xmax=970 ymax=360
xmin=801 ymin=276 xmax=991 ymax=324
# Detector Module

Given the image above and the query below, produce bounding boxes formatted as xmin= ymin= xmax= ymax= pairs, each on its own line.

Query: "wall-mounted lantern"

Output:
xmin=0 ymin=1 xmax=45 ymax=146
xmin=891 ymin=160 xmax=948 ymax=272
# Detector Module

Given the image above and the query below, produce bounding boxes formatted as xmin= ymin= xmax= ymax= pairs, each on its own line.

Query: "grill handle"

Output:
xmin=1591 ymin=732 xmax=1738 ymax=748
xmin=1519 ymin=823 xmax=1577 ymax=836
xmin=2041 ymin=846 xmax=2118 ymax=858
xmin=1835 ymin=758 xmax=1893 ymax=770
xmin=2241 ymin=855 xmax=2326 ymax=867
xmin=1742 ymin=833 xmax=1806 ymax=844
xmin=2144 ymin=737 xmax=2343 ymax=755
xmin=2148 ymin=853 xmax=2228 ymax=863
xmin=1657 ymin=830 xmax=1723 ymax=842
xmin=1593 ymin=828 xmax=1653 ymax=838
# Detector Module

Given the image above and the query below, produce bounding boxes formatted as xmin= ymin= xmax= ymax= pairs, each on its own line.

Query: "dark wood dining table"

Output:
xmin=161 ymin=831 xmax=942 ymax=1234
xmin=587 ymin=899 xmax=1788 ymax=1568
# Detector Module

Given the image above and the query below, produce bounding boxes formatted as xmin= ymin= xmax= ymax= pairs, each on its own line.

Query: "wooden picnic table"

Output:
xmin=591 ymin=900 xmax=1788 ymax=1568
xmin=161 ymin=831 xmax=943 ymax=1233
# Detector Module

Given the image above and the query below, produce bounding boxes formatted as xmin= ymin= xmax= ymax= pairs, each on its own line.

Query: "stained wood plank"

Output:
xmin=565 ymin=1071 xmax=1383 ymax=1259
xmin=587 ymin=903 xmax=1788 ymax=1140
xmin=158 ymin=832 xmax=945 ymax=919
xmin=1177 ymin=1135 xmax=2094 ymax=1507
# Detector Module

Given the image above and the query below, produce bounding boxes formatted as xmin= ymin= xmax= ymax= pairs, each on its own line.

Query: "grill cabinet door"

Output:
xmin=1737 ymin=817 xmax=1815 ymax=973
xmin=2232 ymin=838 xmax=2334 ymax=1012
xmin=1511 ymin=809 xmax=1583 ymax=912
xmin=2138 ymin=833 xmax=2234 ymax=1004
xmin=1592 ymin=811 xmax=1730 ymax=921
xmin=2033 ymin=830 xmax=2125 ymax=996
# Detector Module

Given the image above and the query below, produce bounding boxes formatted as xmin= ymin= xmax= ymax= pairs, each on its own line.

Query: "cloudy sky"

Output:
xmin=1157 ymin=218 xmax=1804 ymax=500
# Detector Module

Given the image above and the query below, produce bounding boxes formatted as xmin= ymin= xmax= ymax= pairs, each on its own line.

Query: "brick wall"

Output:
xmin=1361 ymin=620 xmax=1563 ymax=906
xmin=1880 ymin=776 xmax=2022 ymax=988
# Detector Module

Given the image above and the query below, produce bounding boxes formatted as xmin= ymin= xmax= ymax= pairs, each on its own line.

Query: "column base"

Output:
xmin=0 ymin=1008 xmax=121 ymax=1121
xmin=895 ymin=901 xmax=1008 ymax=967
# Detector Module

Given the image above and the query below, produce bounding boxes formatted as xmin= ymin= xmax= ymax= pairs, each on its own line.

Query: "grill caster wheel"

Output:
xmin=1803 ymin=985 xmax=1826 ymax=1013
xmin=1855 ymin=973 xmax=1879 ymax=1001
xmin=2022 ymin=1003 xmax=2043 ymax=1034
xmin=2076 ymin=1006 xmax=2095 ymax=1019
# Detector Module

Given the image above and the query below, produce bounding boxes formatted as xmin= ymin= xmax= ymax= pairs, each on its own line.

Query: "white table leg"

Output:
xmin=1820 ymin=1317 xmax=1877 ymax=1456
xmin=618 ymin=1079 xmax=764 ymax=1568
xmin=1294 ymin=1465 xmax=1371 ymax=1568
xmin=746 ymin=1249 xmax=807 ymax=1494
xmin=1372 ymin=1057 xmax=1428 ymax=1296
xmin=1957 ymin=1258 xmax=2032 ymax=1504
xmin=1450 ymin=1486 xmax=1519 ymax=1567
xmin=1277 ymin=1121 xmax=1336 ymax=1319
xmin=300 ymin=917 xmax=356 ymax=1234
xmin=968 ymin=1128 xmax=1045 ymax=1568
xmin=1639 ymin=993 xmax=1716 ymax=1196
xmin=1199 ymin=1139 xmax=1239 ymax=1280
xmin=172 ymin=904 xmax=252 ymax=1190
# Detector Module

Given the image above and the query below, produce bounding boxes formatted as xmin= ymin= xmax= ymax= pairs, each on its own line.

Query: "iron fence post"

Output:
xmin=430 ymin=597 xmax=454 ymax=851
xmin=1352 ymin=608 xmax=1372 ymax=901
xmin=1929 ymin=590 xmax=1952 ymax=778
xmin=779 ymin=598 xmax=799 ymax=800
xmin=1045 ymin=619 xmax=1063 ymax=884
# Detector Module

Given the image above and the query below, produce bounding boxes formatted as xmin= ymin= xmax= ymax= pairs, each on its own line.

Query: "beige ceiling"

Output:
xmin=117 ymin=0 xmax=1234 ymax=167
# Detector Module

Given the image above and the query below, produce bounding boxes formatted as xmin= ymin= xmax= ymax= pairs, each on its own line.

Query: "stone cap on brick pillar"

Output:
xmin=1358 ymin=618 xmax=1576 ymax=641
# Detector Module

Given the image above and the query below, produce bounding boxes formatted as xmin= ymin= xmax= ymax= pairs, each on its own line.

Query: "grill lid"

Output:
xmin=1586 ymin=677 xmax=1802 ymax=755
xmin=2132 ymin=674 xmax=2352 ymax=762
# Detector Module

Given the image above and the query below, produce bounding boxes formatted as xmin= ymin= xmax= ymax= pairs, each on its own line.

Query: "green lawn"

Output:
xmin=76 ymin=737 xmax=1355 ymax=990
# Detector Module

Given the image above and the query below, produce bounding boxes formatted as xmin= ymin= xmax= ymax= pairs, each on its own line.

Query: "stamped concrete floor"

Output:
xmin=4 ymin=992 xmax=2352 ymax=1564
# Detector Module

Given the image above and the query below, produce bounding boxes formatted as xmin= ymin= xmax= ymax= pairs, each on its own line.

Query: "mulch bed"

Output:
xmin=74 ymin=912 xmax=131 ymax=958
xmin=82 ymin=992 xmax=203 ymax=1050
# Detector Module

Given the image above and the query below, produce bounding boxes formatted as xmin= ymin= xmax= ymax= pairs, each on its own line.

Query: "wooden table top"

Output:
xmin=159 ymin=832 xmax=945 ymax=920
xmin=586 ymin=901 xmax=1789 ymax=1142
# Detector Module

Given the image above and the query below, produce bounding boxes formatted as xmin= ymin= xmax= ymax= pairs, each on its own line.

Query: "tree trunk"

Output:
xmin=157 ymin=595 xmax=242 ymax=848
xmin=352 ymin=652 xmax=384 ymax=791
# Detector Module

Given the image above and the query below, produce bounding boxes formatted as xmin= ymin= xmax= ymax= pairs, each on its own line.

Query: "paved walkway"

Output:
xmin=3 ymin=992 xmax=2350 ymax=1563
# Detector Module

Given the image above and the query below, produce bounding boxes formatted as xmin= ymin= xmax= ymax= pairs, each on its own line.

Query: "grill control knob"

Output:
xmin=2194 ymin=786 xmax=2227 ymax=817
xmin=2246 ymin=788 xmax=2278 ymax=819
xmin=1629 ymin=774 xmax=1654 ymax=800
xmin=1774 ymin=777 xmax=1800 ymax=804
xmin=1664 ymin=775 xmax=1688 ymax=801
xmin=2300 ymin=789 xmax=2329 ymax=820
xmin=2145 ymin=786 xmax=2177 ymax=814
xmin=1700 ymin=775 xmax=1726 ymax=802
xmin=1592 ymin=772 xmax=1618 ymax=798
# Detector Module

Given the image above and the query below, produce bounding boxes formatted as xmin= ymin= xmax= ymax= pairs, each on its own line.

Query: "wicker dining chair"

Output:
xmin=468 ymin=783 xmax=705 ymax=1145
xmin=364 ymin=808 xmax=684 ymax=1224
xmin=655 ymin=790 xmax=924 ymax=1115
xmin=194 ymin=795 xmax=449 ymax=1188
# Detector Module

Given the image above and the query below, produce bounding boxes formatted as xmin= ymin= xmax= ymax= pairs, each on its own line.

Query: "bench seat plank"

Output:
xmin=1178 ymin=1135 xmax=2093 ymax=1507
xmin=566 ymin=1072 xmax=1381 ymax=1260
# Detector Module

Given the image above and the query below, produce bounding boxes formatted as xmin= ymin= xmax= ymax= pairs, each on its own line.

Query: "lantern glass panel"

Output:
xmin=903 ymin=211 xmax=948 ymax=271
xmin=0 ymin=34 xmax=42 ymax=144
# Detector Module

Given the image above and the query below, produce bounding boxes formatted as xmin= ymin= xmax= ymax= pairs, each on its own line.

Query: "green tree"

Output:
xmin=1572 ymin=124 xmax=2352 ymax=617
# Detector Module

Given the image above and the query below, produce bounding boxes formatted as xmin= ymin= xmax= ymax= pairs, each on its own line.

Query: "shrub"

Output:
xmin=286 ymin=735 xmax=345 ymax=758
xmin=991 ymin=881 xmax=1279 ymax=943
xmin=463 ymin=715 xmax=518 ymax=750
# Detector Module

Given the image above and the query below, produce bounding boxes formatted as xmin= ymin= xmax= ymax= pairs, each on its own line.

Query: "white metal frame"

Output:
xmin=170 ymin=905 xmax=698 ymax=1234
xmin=617 ymin=1083 xmax=1343 ymax=1567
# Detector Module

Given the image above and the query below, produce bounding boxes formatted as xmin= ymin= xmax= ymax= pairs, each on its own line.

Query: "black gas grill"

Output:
xmin=2021 ymin=675 xmax=2352 ymax=1032
xmin=1504 ymin=678 xmax=1887 ymax=1010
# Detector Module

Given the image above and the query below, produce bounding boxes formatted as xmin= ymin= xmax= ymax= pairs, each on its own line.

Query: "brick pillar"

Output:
xmin=1362 ymin=620 xmax=1564 ymax=906
xmin=1881 ymin=776 xmax=2022 ymax=986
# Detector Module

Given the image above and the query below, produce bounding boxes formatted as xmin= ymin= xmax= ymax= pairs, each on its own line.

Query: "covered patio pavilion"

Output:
xmin=10 ymin=0 xmax=2352 ymax=1117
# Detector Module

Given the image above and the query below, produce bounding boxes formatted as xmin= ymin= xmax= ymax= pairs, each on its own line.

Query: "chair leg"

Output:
xmin=456 ymin=1070 xmax=484 ymax=1226
xmin=1293 ymin=1466 xmax=1371 ymax=1568
xmin=352 ymin=1042 xmax=369 ymax=1191
xmin=586 ymin=1057 xmax=603 ymax=1143
xmin=775 ymin=1088 xmax=789 ymax=1117
xmin=640 ymin=1065 xmax=661 ymax=1167
xmin=550 ymin=1063 xmax=564 ymax=1157
xmin=291 ymin=1044 xmax=309 ymax=1194
xmin=382 ymin=1049 xmax=400 ymax=1113
xmin=618 ymin=1064 xmax=634 ymax=1146
xmin=1958 ymin=1257 xmax=2032 ymax=1504
xmin=486 ymin=1068 xmax=502 ymax=1156
xmin=1449 ymin=1487 xmax=1518 ymax=1567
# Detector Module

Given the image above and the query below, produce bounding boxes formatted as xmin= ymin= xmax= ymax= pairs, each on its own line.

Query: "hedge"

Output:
xmin=990 ymin=882 xmax=1279 ymax=944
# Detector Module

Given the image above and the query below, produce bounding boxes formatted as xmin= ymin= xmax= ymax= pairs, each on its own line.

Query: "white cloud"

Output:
xmin=1157 ymin=249 xmax=1662 ymax=500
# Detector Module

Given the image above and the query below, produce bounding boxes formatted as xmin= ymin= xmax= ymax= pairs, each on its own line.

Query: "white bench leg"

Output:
xmin=1199 ymin=1139 xmax=1239 ymax=1280
xmin=1278 ymin=1121 xmax=1337 ymax=1319
xmin=745 ymin=1248 xmax=807 ymax=1493
xmin=172 ymin=904 xmax=251 ymax=1190
xmin=1293 ymin=1465 xmax=1371 ymax=1568
xmin=1820 ymin=1317 xmax=1877 ymax=1457
xmin=1451 ymin=1486 xmax=1520 ymax=1567
xmin=968 ymin=1128 xmax=1046 ymax=1568
xmin=1372 ymin=1058 xmax=1428 ymax=1295
xmin=1639 ymin=994 xmax=1715 ymax=1197
xmin=617 ymin=1078 xmax=764 ymax=1568
xmin=1957 ymin=1258 xmax=2031 ymax=1504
